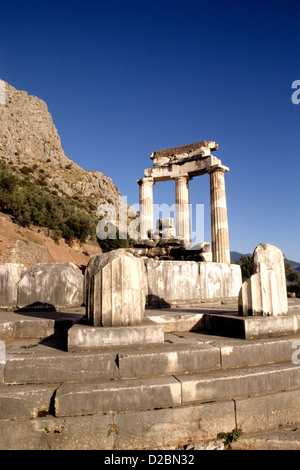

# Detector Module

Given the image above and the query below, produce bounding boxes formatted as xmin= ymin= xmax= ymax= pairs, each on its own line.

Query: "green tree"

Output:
xmin=0 ymin=164 xmax=98 ymax=245
xmin=285 ymin=259 xmax=300 ymax=297
xmin=97 ymin=227 xmax=130 ymax=252
xmin=237 ymin=254 xmax=254 ymax=282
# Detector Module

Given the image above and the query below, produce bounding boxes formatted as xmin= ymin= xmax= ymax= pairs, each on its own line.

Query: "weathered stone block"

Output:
xmin=68 ymin=319 xmax=164 ymax=350
xmin=118 ymin=343 xmax=221 ymax=379
xmin=54 ymin=376 xmax=181 ymax=417
xmin=0 ymin=384 xmax=56 ymax=419
xmin=17 ymin=262 xmax=84 ymax=308
xmin=4 ymin=351 xmax=118 ymax=384
xmin=198 ymin=262 xmax=242 ymax=299
xmin=114 ymin=401 xmax=236 ymax=450
xmin=219 ymin=337 xmax=299 ymax=369
xmin=205 ymin=311 xmax=300 ymax=339
xmin=145 ymin=260 xmax=242 ymax=305
xmin=0 ymin=263 xmax=26 ymax=307
xmin=145 ymin=260 xmax=200 ymax=305
xmin=178 ymin=362 xmax=300 ymax=404
xmin=0 ymin=415 xmax=114 ymax=450
xmin=255 ymin=243 xmax=288 ymax=315
xmin=239 ymin=244 xmax=288 ymax=316
xmin=235 ymin=389 xmax=300 ymax=433
xmin=85 ymin=249 xmax=146 ymax=327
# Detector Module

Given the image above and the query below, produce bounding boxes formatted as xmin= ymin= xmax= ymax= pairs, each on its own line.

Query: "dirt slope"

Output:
xmin=0 ymin=212 xmax=102 ymax=268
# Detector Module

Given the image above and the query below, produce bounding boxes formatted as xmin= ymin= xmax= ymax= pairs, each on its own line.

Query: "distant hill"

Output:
xmin=230 ymin=251 xmax=246 ymax=263
xmin=231 ymin=251 xmax=300 ymax=271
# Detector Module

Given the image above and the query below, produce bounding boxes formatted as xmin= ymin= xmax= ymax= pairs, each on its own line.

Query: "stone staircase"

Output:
xmin=0 ymin=305 xmax=300 ymax=450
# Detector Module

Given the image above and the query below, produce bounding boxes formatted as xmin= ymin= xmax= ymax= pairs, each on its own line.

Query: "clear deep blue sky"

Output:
xmin=1 ymin=0 xmax=299 ymax=261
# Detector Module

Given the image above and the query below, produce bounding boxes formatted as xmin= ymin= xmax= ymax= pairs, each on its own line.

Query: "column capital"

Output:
xmin=207 ymin=164 xmax=229 ymax=174
xmin=173 ymin=173 xmax=193 ymax=182
xmin=137 ymin=176 xmax=155 ymax=186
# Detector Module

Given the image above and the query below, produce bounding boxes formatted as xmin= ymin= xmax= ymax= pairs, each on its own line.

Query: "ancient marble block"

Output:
xmin=85 ymin=249 xmax=146 ymax=327
xmin=238 ymin=273 xmax=263 ymax=316
xmin=145 ymin=260 xmax=242 ymax=305
xmin=198 ymin=262 xmax=242 ymax=300
xmin=17 ymin=263 xmax=84 ymax=308
xmin=239 ymin=244 xmax=288 ymax=316
xmin=0 ymin=263 xmax=26 ymax=308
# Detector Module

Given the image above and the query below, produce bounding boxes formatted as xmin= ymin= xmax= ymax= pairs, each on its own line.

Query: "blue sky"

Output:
xmin=1 ymin=0 xmax=299 ymax=261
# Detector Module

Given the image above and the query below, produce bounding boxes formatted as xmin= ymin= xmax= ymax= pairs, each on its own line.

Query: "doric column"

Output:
xmin=175 ymin=174 xmax=191 ymax=243
xmin=138 ymin=177 xmax=154 ymax=239
xmin=209 ymin=167 xmax=230 ymax=263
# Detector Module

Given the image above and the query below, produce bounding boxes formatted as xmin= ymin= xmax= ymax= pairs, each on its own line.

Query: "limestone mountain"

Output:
xmin=0 ymin=79 xmax=121 ymax=211
xmin=0 ymin=79 xmax=129 ymax=266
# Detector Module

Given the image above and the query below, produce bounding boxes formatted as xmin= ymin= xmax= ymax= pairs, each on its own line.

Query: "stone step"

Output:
xmin=0 ymin=389 xmax=300 ymax=450
xmin=1 ymin=361 xmax=299 ymax=421
xmin=231 ymin=424 xmax=300 ymax=450
xmin=0 ymin=310 xmax=84 ymax=341
xmin=2 ymin=334 xmax=299 ymax=385
xmin=148 ymin=309 xmax=300 ymax=339
xmin=0 ymin=383 xmax=57 ymax=420
xmin=204 ymin=311 xmax=300 ymax=339
xmin=54 ymin=362 xmax=300 ymax=417
xmin=177 ymin=362 xmax=300 ymax=405
xmin=54 ymin=376 xmax=181 ymax=417
xmin=2 ymin=341 xmax=221 ymax=385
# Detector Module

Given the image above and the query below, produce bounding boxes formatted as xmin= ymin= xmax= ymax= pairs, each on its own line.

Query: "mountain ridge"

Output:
xmin=0 ymin=79 xmax=122 ymax=213
xmin=231 ymin=251 xmax=300 ymax=271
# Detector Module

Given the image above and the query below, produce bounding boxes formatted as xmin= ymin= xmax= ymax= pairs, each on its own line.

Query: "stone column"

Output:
xmin=175 ymin=174 xmax=191 ymax=243
xmin=85 ymin=249 xmax=146 ymax=327
xmin=138 ymin=177 xmax=154 ymax=239
xmin=209 ymin=167 xmax=230 ymax=263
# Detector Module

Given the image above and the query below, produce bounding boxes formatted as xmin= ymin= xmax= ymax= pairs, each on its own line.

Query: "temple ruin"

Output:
xmin=137 ymin=140 xmax=230 ymax=263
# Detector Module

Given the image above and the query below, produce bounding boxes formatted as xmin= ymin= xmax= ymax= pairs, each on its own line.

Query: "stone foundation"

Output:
xmin=0 ymin=257 xmax=242 ymax=310
xmin=127 ymin=238 xmax=212 ymax=262
xmin=145 ymin=260 xmax=242 ymax=306
xmin=68 ymin=319 xmax=165 ymax=351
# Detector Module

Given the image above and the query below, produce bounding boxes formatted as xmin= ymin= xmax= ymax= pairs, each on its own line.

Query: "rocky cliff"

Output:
xmin=0 ymin=79 xmax=126 ymax=267
xmin=0 ymin=79 xmax=121 ymax=209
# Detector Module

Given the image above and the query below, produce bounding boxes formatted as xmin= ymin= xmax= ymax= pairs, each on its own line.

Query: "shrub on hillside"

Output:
xmin=0 ymin=165 xmax=97 ymax=244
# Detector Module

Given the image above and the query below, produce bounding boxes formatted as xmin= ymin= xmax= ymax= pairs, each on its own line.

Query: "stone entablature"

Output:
xmin=138 ymin=140 xmax=231 ymax=263
xmin=150 ymin=140 xmax=218 ymax=168
xmin=145 ymin=141 xmax=227 ymax=182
